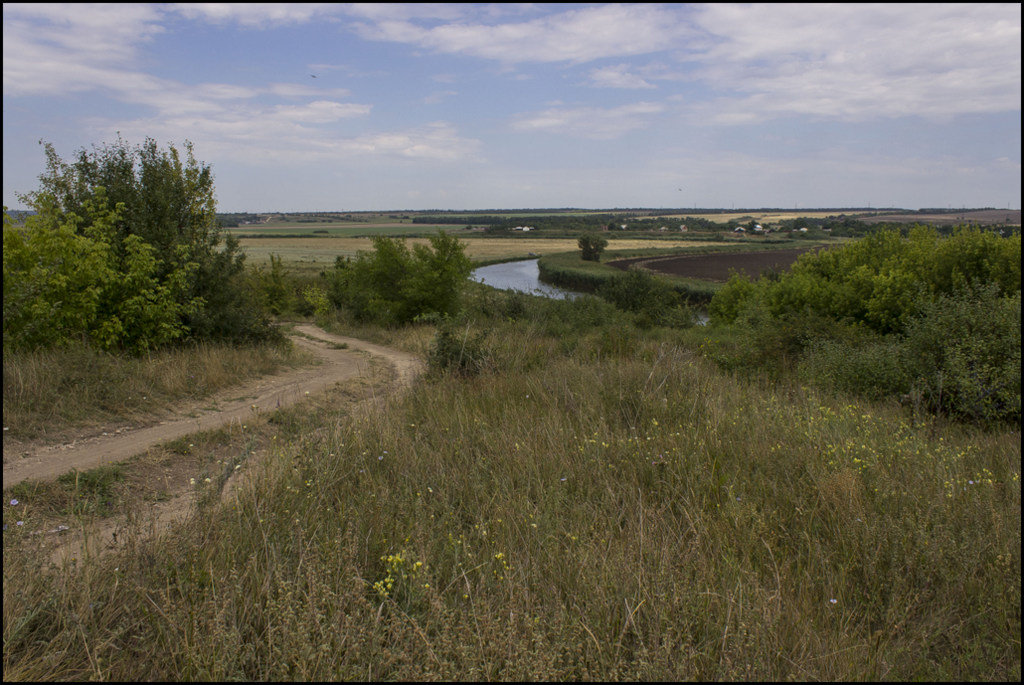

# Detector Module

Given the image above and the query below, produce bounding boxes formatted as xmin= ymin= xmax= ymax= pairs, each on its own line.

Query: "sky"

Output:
xmin=3 ymin=3 xmax=1021 ymax=212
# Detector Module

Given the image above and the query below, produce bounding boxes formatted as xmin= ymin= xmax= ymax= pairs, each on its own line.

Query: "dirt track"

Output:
xmin=3 ymin=325 xmax=422 ymax=488
xmin=4 ymin=325 xmax=423 ymax=564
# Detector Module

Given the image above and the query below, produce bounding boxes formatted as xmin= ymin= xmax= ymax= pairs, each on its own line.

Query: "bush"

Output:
xmin=330 ymin=233 xmax=472 ymax=325
xmin=795 ymin=285 xmax=1021 ymax=425
xmin=578 ymin=233 xmax=608 ymax=261
xmin=798 ymin=334 xmax=913 ymax=402
xmin=427 ymin=321 xmax=490 ymax=376
xmin=13 ymin=138 xmax=278 ymax=347
xmin=709 ymin=227 xmax=1020 ymax=335
xmin=902 ymin=285 xmax=1020 ymax=424
xmin=597 ymin=268 xmax=696 ymax=329
xmin=3 ymin=194 xmax=200 ymax=353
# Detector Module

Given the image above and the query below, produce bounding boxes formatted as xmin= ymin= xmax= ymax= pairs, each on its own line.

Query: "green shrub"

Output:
xmin=3 ymin=195 xmax=200 ymax=353
xmin=597 ymin=268 xmax=696 ymax=329
xmin=902 ymin=285 xmax=1020 ymax=424
xmin=331 ymin=233 xmax=472 ymax=325
xmin=709 ymin=227 xmax=1020 ymax=335
xmin=796 ymin=285 xmax=1021 ymax=425
xmin=427 ymin=321 xmax=490 ymax=376
xmin=11 ymin=138 xmax=279 ymax=347
xmin=578 ymin=232 xmax=608 ymax=261
xmin=798 ymin=334 xmax=913 ymax=402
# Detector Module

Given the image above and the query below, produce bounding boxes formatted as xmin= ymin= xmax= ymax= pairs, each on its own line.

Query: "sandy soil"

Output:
xmin=3 ymin=325 xmax=423 ymax=564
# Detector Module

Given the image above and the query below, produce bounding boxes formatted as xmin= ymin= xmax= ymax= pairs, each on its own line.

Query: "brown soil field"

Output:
xmin=610 ymin=247 xmax=823 ymax=282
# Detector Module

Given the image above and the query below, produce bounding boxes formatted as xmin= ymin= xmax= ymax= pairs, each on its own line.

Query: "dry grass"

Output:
xmin=3 ymin=306 xmax=1019 ymax=680
xmin=238 ymin=236 xmax=721 ymax=268
xmin=2 ymin=341 xmax=312 ymax=443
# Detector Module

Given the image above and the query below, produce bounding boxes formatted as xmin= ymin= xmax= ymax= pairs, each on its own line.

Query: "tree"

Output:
xmin=330 ymin=232 xmax=472 ymax=325
xmin=578 ymin=233 xmax=608 ymax=262
xmin=17 ymin=138 xmax=277 ymax=345
xmin=3 ymin=190 xmax=200 ymax=352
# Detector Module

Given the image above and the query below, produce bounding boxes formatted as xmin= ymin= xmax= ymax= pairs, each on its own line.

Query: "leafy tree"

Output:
xmin=710 ymin=227 xmax=1020 ymax=335
xmin=578 ymin=233 xmax=608 ymax=262
xmin=16 ymin=138 xmax=277 ymax=345
xmin=330 ymin=232 xmax=472 ymax=325
xmin=706 ymin=227 xmax=1021 ymax=424
xmin=3 ymin=191 xmax=200 ymax=353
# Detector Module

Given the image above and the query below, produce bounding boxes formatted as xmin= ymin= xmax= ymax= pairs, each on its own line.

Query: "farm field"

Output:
xmin=610 ymin=246 xmax=824 ymax=282
xmin=227 ymin=222 xmax=461 ymax=238
xmin=238 ymin=236 xmax=724 ymax=269
xmin=860 ymin=208 xmax=1021 ymax=226
xmin=657 ymin=210 xmax=876 ymax=223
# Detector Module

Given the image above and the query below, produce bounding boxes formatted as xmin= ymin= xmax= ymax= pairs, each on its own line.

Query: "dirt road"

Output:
xmin=4 ymin=325 xmax=423 ymax=565
xmin=3 ymin=325 xmax=423 ymax=488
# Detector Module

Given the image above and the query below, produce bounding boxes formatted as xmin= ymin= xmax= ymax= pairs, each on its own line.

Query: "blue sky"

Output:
xmin=3 ymin=3 xmax=1021 ymax=212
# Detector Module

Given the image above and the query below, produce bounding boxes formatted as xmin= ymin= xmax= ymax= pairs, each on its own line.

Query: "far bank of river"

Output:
xmin=471 ymin=259 xmax=708 ymax=324
xmin=471 ymin=259 xmax=579 ymax=300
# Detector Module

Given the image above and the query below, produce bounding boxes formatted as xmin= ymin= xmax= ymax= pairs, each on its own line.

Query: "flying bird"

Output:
xmin=310 ymin=74 xmax=318 ymax=78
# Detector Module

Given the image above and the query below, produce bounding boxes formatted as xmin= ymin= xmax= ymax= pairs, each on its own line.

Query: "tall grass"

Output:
xmin=3 ymin=297 xmax=1019 ymax=680
xmin=3 ymin=340 xmax=308 ymax=441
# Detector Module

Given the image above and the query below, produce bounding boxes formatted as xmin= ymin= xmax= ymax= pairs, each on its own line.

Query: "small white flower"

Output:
xmin=9 ymin=499 xmax=18 ymax=506
xmin=829 ymin=598 xmax=838 ymax=604
xmin=16 ymin=521 xmax=24 ymax=526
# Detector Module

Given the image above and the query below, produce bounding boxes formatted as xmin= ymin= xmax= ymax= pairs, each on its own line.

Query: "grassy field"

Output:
xmin=2 ymin=341 xmax=312 ymax=443
xmin=2 ymin=289 xmax=1019 ymax=680
xmin=227 ymin=222 xmax=462 ymax=238
xmin=238 ymin=236 xmax=724 ymax=271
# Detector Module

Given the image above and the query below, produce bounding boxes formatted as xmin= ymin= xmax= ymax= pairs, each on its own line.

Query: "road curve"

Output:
xmin=3 ymin=325 xmax=423 ymax=488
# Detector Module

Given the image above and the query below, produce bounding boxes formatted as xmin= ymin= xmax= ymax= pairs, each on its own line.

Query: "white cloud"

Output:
xmin=351 ymin=4 xmax=695 ymax=64
xmin=271 ymin=101 xmax=372 ymax=123
xmin=587 ymin=64 xmax=656 ymax=89
xmin=168 ymin=3 xmax=341 ymax=28
xmin=423 ymin=90 xmax=458 ymax=105
xmin=512 ymin=102 xmax=666 ymax=139
xmin=3 ymin=3 xmax=164 ymax=96
xmin=686 ymin=3 xmax=1021 ymax=122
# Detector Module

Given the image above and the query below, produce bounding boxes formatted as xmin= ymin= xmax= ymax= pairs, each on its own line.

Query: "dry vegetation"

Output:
xmin=3 ymin=292 xmax=1019 ymax=680
xmin=238 ymin=236 xmax=720 ymax=268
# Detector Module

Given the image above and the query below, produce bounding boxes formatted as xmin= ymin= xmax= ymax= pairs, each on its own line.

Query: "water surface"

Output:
xmin=471 ymin=259 xmax=578 ymax=300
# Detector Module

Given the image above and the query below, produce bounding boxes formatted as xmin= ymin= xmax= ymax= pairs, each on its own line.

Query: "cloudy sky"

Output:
xmin=3 ymin=3 xmax=1020 ymax=212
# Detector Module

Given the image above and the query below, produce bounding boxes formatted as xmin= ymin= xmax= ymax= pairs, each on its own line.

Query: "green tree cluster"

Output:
xmin=578 ymin=233 xmax=608 ymax=262
xmin=328 ymin=233 xmax=472 ymax=325
xmin=4 ymin=139 xmax=277 ymax=352
xmin=596 ymin=268 xmax=694 ymax=329
xmin=706 ymin=227 xmax=1021 ymax=424
xmin=710 ymin=227 xmax=1020 ymax=333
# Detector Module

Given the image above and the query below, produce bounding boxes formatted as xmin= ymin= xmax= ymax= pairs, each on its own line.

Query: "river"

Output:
xmin=471 ymin=258 xmax=709 ymax=325
xmin=471 ymin=259 xmax=578 ymax=299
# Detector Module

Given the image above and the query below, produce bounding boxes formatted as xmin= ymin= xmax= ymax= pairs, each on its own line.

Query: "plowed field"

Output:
xmin=609 ymin=247 xmax=822 ymax=282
